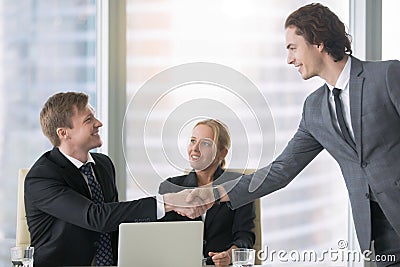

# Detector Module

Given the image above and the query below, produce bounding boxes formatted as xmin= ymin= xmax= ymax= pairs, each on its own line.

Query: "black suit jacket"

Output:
xmin=158 ymin=167 xmax=255 ymax=264
xmin=25 ymin=147 xmax=157 ymax=267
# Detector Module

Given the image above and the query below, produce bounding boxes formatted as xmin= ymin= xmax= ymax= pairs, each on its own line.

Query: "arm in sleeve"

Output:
xmin=25 ymin=165 xmax=157 ymax=233
xmin=386 ymin=60 xmax=400 ymax=115
xmin=225 ymin=100 xmax=324 ymax=209
xmin=230 ymin=201 xmax=256 ymax=249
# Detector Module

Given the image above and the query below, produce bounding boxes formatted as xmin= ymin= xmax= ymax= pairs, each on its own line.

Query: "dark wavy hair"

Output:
xmin=285 ymin=3 xmax=352 ymax=62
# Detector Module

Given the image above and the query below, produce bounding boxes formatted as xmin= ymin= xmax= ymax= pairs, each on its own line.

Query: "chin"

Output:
xmin=92 ymin=141 xmax=103 ymax=149
xmin=190 ymin=162 xmax=211 ymax=171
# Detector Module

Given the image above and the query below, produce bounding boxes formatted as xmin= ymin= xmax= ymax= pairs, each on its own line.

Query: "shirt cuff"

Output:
xmin=156 ymin=194 xmax=166 ymax=219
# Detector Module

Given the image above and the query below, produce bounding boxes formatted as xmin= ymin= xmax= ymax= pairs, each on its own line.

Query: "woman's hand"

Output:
xmin=208 ymin=251 xmax=231 ymax=267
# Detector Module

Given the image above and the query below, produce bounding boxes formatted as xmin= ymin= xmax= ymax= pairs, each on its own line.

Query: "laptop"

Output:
xmin=118 ymin=221 xmax=204 ymax=267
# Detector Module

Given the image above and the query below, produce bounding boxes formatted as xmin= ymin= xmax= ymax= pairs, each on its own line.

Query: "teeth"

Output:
xmin=191 ymin=155 xmax=199 ymax=159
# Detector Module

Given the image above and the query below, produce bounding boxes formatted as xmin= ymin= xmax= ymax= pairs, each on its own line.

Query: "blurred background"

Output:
xmin=0 ymin=0 xmax=398 ymax=266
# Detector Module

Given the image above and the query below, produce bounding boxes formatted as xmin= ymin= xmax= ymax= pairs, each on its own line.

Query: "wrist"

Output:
xmin=163 ymin=194 xmax=174 ymax=212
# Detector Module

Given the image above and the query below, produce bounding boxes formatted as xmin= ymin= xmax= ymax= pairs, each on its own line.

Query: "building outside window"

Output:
xmin=124 ymin=1 xmax=349 ymax=265
xmin=0 ymin=0 xmax=96 ymax=265
xmin=2 ymin=0 xmax=397 ymax=266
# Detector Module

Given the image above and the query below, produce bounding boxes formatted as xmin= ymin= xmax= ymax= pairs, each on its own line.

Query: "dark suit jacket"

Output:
xmin=25 ymin=147 xmax=157 ymax=267
xmin=223 ymin=57 xmax=400 ymax=251
xmin=158 ymin=167 xmax=255 ymax=265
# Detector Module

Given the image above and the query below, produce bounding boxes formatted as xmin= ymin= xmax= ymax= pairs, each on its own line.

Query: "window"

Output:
xmin=382 ymin=0 xmax=399 ymax=60
xmin=125 ymin=0 xmax=349 ymax=265
xmin=0 ymin=0 xmax=96 ymax=265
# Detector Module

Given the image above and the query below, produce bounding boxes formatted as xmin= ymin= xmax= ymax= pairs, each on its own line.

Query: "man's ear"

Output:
xmin=317 ymin=42 xmax=324 ymax=52
xmin=56 ymin=127 xmax=69 ymax=140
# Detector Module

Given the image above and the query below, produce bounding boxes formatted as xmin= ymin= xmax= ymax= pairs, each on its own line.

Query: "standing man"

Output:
xmin=188 ymin=3 xmax=400 ymax=266
xmin=25 ymin=92 xmax=203 ymax=267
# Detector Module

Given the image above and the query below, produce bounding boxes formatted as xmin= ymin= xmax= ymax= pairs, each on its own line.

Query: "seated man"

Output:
xmin=25 ymin=92 xmax=203 ymax=267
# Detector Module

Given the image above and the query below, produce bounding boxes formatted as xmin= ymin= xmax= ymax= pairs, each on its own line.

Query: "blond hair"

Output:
xmin=40 ymin=92 xmax=89 ymax=146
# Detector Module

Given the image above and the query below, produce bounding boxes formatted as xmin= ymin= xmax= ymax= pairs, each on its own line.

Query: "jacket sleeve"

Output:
xmin=386 ymin=60 xmax=400 ymax=115
xmin=230 ymin=201 xmax=256 ymax=249
xmin=225 ymin=99 xmax=324 ymax=209
xmin=25 ymin=164 xmax=157 ymax=233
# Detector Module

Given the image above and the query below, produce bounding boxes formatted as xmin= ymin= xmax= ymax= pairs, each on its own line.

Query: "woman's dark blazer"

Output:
xmin=158 ymin=166 xmax=255 ymax=264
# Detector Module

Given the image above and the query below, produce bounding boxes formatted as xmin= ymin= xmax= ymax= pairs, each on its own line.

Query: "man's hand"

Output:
xmin=163 ymin=190 xmax=210 ymax=219
xmin=186 ymin=187 xmax=215 ymax=206
xmin=186 ymin=185 xmax=230 ymax=205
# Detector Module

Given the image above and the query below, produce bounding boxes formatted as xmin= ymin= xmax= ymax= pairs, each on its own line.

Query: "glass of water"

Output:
xmin=10 ymin=246 xmax=34 ymax=267
xmin=232 ymin=248 xmax=255 ymax=267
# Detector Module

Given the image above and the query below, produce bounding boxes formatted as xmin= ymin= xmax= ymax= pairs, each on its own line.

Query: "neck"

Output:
xmin=320 ymin=55 xmax=348 ymax=86
xmin=58 ymin=145 xmax=89 ymax=163
xmin=195 ymin=167 xmax=218 ymax=186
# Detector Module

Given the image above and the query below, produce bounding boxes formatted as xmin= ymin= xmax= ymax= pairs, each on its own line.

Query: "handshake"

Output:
xmin=163 ymin=187 xmax=226 ymax=219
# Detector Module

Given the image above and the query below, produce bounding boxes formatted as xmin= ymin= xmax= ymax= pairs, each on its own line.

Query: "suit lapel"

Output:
xmin=182 ymin=171 xmax=199 ymax=188
xmin=49 ymin=147 xmax=91 ymax=198
xmin=349 ymin=57 xmax=364 ymax=161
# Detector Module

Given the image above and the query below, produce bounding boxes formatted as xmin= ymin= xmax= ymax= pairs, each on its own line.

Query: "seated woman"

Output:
xmin=159 ymin=119 xmax=255 ymax=267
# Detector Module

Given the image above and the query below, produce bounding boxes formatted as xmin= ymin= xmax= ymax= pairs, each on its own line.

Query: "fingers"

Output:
xmin=163 ymin=188 xmax=215 ymax=219
xmin=209 ymin=251 xmax=230 ymax=267
xmin=186 ymin=187 xmax=215 ymax=206
xmin=172 ymin=204 xmax=205 ymax=219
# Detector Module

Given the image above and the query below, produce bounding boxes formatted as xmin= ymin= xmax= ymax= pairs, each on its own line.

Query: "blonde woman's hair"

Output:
xmin=194 ymin=119 xmax=231 ymax=168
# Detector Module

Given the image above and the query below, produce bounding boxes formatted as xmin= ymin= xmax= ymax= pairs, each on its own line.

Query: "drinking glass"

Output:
xmin=232 ymin=248 xmax=255 ymax=267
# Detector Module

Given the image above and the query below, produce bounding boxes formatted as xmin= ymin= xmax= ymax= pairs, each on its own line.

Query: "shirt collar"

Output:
xmin=326 ymin=56 xmax=351 ymax=91
xmin=59 ymin=149 xmax=95 ymax=169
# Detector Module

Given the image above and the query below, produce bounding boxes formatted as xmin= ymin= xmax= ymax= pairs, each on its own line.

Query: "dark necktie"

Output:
xmin=79 ymin=163 xmax=114 ymax=266
xmin=332 ymin=88 xmax=356 ymax=151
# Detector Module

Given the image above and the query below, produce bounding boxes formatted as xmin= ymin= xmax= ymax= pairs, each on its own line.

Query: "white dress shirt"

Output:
xmin=325 ymin=57 xmax=355 ymax=141
xmin=59 ymin=149 xmax=165 ymax=219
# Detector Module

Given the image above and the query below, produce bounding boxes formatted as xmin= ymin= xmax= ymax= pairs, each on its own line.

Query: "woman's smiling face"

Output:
xmin=187 ymin=124 xmax=223 ymax=171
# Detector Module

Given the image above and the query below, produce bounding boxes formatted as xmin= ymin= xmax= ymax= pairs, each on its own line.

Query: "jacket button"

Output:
xmin=94 ymin=241 xmax=99 ymax=248
xmin=361 ymin=162 xmax=368 ymax=168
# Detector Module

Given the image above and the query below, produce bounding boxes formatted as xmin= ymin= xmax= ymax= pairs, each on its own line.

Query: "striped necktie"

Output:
xmin=79 ymin=163 xmax=114 ymax=266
